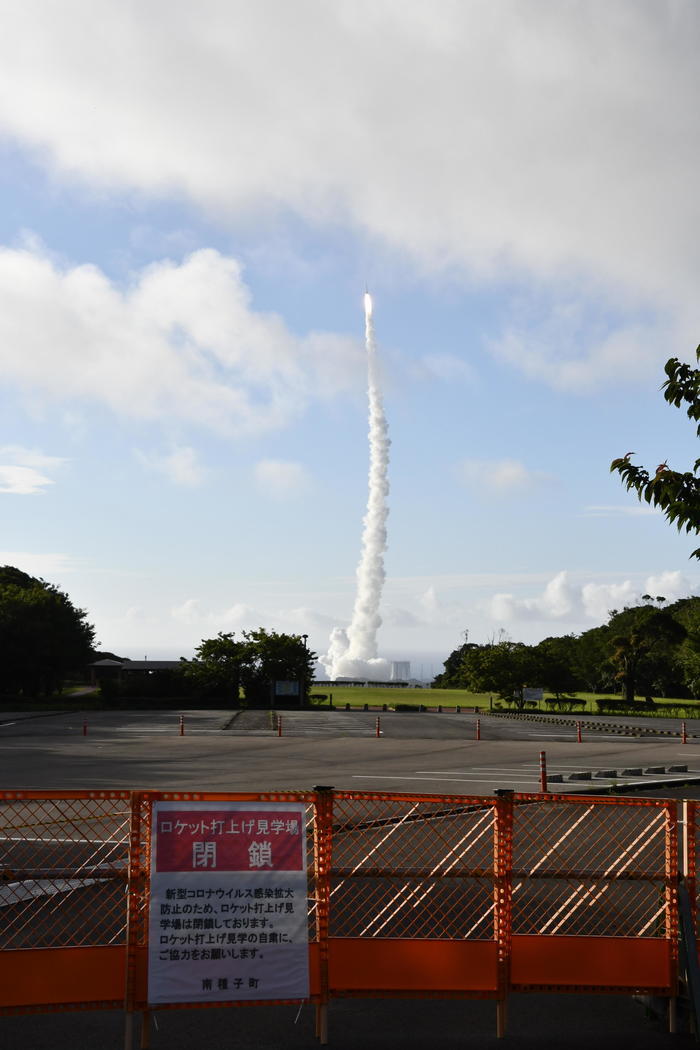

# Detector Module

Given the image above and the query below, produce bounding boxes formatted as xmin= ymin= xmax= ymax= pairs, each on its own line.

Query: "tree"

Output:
xmin=611 ymin=347 xmax=700 ymax=556
xmin=432 ymin=631 xmax=479 ymax=689
xmin=182 ymin=633 xmax=248 ymax=702
xmin=605 ymin=604 xmax=686 ymax=703
xmin=571 ymin=624 xmax=614 ymax=694
xmin=458 ymin=639 xmax=540 ymax=711
xmin=183 ymin=629 xmax=316 ymax=705
xmin=239 ymin=628 xmax=315 ymax=705
xmin=534 ymin=635 xmax=580 ymax=701
xmin=0 ymin=566 xmax=95 ymax=697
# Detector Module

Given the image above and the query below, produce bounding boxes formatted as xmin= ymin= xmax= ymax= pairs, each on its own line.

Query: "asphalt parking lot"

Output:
xmin=0 ymin=708 xmax=698 ymax=1049
xmin=0 ymin=993 xmax=694 ymax=1050
xmin=0 ymin=707 xmax=698 ymax=795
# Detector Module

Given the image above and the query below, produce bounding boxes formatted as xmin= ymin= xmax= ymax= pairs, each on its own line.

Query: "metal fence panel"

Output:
xmin=329 ymin=793 xmax=497 ymax=941
xmin=0 ymin=788 xmax=684 ymax=1019
xmin=511 ymin=795 xmax=675 ymax=939
xmin=0 ymin=791 xmax=131 ymax=950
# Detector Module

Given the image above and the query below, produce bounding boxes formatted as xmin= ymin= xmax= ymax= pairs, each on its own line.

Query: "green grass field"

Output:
xmin=309 ymin=686 xmax=700 ymax=717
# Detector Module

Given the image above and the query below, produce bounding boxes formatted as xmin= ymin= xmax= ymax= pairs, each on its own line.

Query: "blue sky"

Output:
xmin=1 ymin=1 xmax=699 ymax=678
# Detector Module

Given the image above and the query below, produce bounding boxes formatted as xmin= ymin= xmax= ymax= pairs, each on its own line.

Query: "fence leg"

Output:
xmin=313 ymin=786 xmax=333 ymax=1046
xmin=124 ymin=1012 xmax=134 ymax=1050
xmin=494 ymin=790 xmax=513 ymax=1040
xmin=668 ymin=994 xmax=677 ymax=1034
xmin=496 ymin=999 xmax=507 ymax=1039
xmin=140 ymin=1010 xmax=151 ymax=1048
xmin=316 ymin=1003 xmax=328 ymax=1044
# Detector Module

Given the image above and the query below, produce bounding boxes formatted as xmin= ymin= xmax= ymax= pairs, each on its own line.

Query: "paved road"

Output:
xmin=0 ymin=709 xmax=695 ymax=1049
xmin=0 ymin=708 xmax=697 ymax=794
xmin=0 ymin=992 xmax=693 ymax=1050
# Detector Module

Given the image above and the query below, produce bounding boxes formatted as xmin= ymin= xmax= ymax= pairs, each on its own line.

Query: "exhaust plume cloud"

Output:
xmin=323 ymin=293 xmax=392 ymax=680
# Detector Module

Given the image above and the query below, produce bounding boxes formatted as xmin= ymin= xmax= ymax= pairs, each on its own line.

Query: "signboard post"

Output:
xmin=148 ymin=801 xmax=309 ymax=1005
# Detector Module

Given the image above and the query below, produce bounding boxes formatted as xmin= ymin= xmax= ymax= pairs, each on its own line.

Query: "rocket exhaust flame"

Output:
xmin=323 ymin=292 xmax=392 ymax=681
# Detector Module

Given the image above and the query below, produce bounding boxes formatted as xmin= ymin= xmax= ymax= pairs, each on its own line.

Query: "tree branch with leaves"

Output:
xmin=611 ymin=347 xmax=700 ymax=557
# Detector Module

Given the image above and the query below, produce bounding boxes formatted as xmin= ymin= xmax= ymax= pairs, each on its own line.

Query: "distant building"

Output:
xmin=390 ymin=661 xmax=411 ymax=682
xmin=88 ymin=658 xmax=181 ymax=686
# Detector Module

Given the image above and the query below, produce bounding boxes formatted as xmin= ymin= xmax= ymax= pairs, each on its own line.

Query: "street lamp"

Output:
xmin=301 ymin=635 xmax=309 ymax=706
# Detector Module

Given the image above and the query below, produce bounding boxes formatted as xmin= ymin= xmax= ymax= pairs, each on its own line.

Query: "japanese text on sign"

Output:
xmin=148 ymin=801 xmax=309 ymax=1005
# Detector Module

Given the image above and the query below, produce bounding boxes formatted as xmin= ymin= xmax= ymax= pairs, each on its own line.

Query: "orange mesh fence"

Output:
xmin=329 ymin=792 xmax=497 ymax=941
xmin=325 ymin=791 xmax=500 ymax=999
xmin=684 ymin=799 xmax=697 ymax=936
xmin=0 ymin=790 xmax=131 ymax=1014
xmin=510 ymin=794 xmax=677 ymax=992
xmin=0 ymin=788 xmax=684 ymax=1016
xmin=0 ymin=791 xmax=131 ymax=950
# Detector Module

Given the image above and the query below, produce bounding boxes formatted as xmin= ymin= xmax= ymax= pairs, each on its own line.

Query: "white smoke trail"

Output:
xmin=323 ymin=293 xmax=392 ymax=680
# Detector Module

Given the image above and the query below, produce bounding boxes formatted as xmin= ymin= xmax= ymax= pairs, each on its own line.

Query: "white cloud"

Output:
xmin=579 ymin=580 xmax=645 ymax=622
xmin=456 ymin=458 xmax=554 ymax=495
xmin=0 ymin=244 xmax=361 ymax=434
xmin=0 ymin=551 xmax=78 ymax=577
xmin=489 ymin=308 xmax=694 ymax=394
xmin=254 ymin=459 xmax=311 ymax=499
xmin=583 ymin=505 xmax=660 ymax=518
xmin=136 ymin=446 xmax=207 ymax=486
xmin=169 ymin=596 xmax=333 ymax=638
xmin=414 ymin=353 xmax=476 ymax=385
xmin=0 ymin=466 xmax=52 ymax=494
xmin=490 ymin=571 xmax=579 ymax=623
xmin=0 ymin=445 xmax=66 ymax=470
xmin=0 ymin=2 xmax=698 ymax=387
xmin=640 ymin=571 xmax=695 ymax=604
xmin=171 ymin=599 xmax=202 ymax=625
xmin=0 ymin=444 xmax=66 ymax=494
xmin=488 ymin=570 xmax=700 ymax=625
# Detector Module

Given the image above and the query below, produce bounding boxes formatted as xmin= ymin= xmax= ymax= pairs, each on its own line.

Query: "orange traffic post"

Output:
xmin=539 ymin=750 xmax=548 ymax=792
xmin=576 ymin=721 xmax=582 ymax=743
xmin=376 ymin=716 xmax=381 ymax=738
xmin=82 ymin=720 xmax=87 ymax=736
xmin=277 ymin=715 xmax=283 ymax=737
xmin=179 ymin=715 xmax=184 ymax=736
xmin=476 ymin=718 xmax=481 ymax=741
xmin=682 ymin=720 xmax=687 ymax=744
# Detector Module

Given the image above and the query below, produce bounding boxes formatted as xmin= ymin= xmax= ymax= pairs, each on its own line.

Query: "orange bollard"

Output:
xmin=376 ymin=716 xmax=381 ymax=738
xmin=476 ymin=718 xmax=481 ymax=741
xmin=682 ymin=720 xmax=687 ymax=744
xmin=82 ymin=721 xmax=87 ymax=736
xmin=576 ymin=721 xmax=582 ymax=743
xmin=278 ymin=715 xmax=283 ymax=737
xmin=539 ymin=750 xmax=548 ymax=793
xmin=179 ymin=715 xmax=184 ymax=736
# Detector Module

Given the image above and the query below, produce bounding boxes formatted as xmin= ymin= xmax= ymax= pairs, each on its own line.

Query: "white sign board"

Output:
xmin=522 ymin=687 xmax=544 ymax=702
xmin=148 ymin=801 xmax=309 ymax=1004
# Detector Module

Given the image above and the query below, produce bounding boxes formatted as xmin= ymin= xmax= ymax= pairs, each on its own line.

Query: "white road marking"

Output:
xmin=0 ymin=878 xmax=103 ymax=907
xmin=352 ymin=774 xmax=543 ymax=784
xmin=3 ymin=836 xmax=125 ymax=844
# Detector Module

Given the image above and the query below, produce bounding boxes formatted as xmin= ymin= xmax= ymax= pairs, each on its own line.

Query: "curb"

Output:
xmin=487 ymin=710 xmax=696 ymax=739
xmin=0 ymin=710 xmax=71 ymax=726
xmin=577 ymin=773 xmax=700 ymax=796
